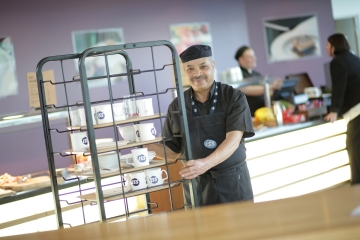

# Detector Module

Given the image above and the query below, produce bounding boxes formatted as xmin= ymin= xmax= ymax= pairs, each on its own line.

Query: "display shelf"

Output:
xmin=77 ymin=182 xmax=181 ymax=202
xmin=36 ymin=40 xmax=194 ymax=228
xmin=70 ymin=160 xmax=173 ymax=179
xmin=65 ymin=113 xmax=167 ymax=131
xmin=64 ymin=137 xmax=165 ymax=155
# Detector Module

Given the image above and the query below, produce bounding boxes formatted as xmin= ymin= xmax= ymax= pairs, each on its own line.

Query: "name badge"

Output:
xmin=204 ymin=139 xmax=217 ymax=149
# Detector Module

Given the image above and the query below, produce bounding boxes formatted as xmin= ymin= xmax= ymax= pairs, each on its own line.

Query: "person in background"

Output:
xmin=234 ymin=45 xmax=283 ymax=116
xmin=324 ymin=33 xmax=360 ymax=185
xmin=148 ymin=45 xmax=255 ymax=206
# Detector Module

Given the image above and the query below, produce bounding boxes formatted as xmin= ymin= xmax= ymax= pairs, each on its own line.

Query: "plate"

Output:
xmin=270 ymin=16 xmax=320 ymax=62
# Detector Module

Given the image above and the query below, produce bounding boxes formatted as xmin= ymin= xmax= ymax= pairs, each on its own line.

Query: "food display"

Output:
xmin=0 ymin=173 xmax=21 ymax=185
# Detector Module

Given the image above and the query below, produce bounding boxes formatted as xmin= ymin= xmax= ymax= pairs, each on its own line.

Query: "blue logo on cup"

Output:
xmin=97 ymin=111 xmax=105 ymax=120
xmin=204 ymin=139 xmax=217 ymax=149
xmin=150 ymin=176 xmax=158 ymax=184
xmin=132 ymin=178 xmax=140 ymax=186
xmin=151 ymin=127 xmax=156 ymax=136
xmin=82 ymin=137 xmax=88 ymax=145
xmin=137 ymin=154 xmax=147 ymax=162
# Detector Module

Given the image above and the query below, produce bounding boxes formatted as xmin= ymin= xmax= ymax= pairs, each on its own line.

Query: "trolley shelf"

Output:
xmin=77 ymin=182 xmax=181 ymax=202
xmin=66 ymin=113 xmax=167 ymax=131
xmin=64 ymin=137 xmax=165 ymax=155
xmin=70 ymin=160 xmax=175 ymax=178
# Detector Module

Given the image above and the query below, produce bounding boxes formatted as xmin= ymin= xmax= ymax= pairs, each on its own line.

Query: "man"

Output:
xmin=234 ymin=45 xmax=283 ymax=116
xmin=148 ymin=45 xmax=255 ymax=207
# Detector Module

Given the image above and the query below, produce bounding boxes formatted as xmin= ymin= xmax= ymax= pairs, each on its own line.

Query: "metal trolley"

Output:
xmin=36 ymin=40 xmax=198 ymax=228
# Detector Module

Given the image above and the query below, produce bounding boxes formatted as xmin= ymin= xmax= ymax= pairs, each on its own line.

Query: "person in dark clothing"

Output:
xmin=324 ymin=33 xmax=360 ymax=185
xmin=234 ymin=46 xmax=282 ymax=116
xmin=148 ymin=45 xmax=255 ymax=206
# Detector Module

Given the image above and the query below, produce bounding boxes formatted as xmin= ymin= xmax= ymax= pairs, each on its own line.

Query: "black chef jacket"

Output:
xmin=162 ymin=81 xmax=255 ymax=166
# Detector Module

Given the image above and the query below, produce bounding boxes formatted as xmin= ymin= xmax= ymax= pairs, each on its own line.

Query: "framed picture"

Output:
xmin=169 ymin=22 xmax=213 ymax=55
xmin=0 ymin=37 xmax=18 ymax=98
xmin=264 ymin=14 xmax=321 ymax=63
xmin=71 ymin=28 xmax=126 ymax=88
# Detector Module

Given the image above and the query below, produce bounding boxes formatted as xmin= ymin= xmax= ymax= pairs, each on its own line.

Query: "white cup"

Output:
xmin=69 ymin=108 xmax=81 ymax=127
xmin=136 ymin=98 xmax=154 ymax=117
xmin=131 ymin=148 xmax=149 ymax=167
xmin=70 ymin=132 xmax=89 ymax=152
xmin=95 ymin=104 xmax=114 ymax=124
xmin=127 ymin=172 xmax=147 ymax=191
xmin=97 ymin=152 xmax=119 ymax=169
xmin=118 ymin=125 xmax=136 ymax=142
xmin=79 ymin=107 xmax=97 ymax=126
xmin=145 ymin=168 xmax=168 ymax=187
xmin=113 ymin=102 xmax=126 ymax=121
xmin=138 ymin=123 xmax=156 ymax=142
xmin=133 ymin=124 xmax=141 ymax=143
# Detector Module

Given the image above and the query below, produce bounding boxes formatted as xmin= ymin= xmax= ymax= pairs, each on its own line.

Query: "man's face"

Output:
xmin=239 ymin=49 xmax=257 ymax=70
xmin=183 ymin=57 xmax=216 ymax=92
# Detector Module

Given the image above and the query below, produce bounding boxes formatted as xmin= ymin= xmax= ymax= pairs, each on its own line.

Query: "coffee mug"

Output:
xmin=69 ymin=107 xmax=81 ymax=127
xmin=118 ymin=125 xmax=136 ymax=142
xmin=131 ymin=148 xmax=149 ymax=167
xmin=145 ymin=168 xmax=168 ymax=187
xmin=133 ymin=124 xmax=141 ymax=143
xmin=127 ymin=172 xmax=147 ymax=191
xmin=79 ymin=107 xmax=97 ymax=126
xmin=70 ymin=132 xmax=89 ymax=152
xmin=137 ymin=123 xmax=156 ymax=142
xmin=136 ymin=98 xmax=154 ymax=117
xmin=95 ymin=104 xmax=113 ymax=124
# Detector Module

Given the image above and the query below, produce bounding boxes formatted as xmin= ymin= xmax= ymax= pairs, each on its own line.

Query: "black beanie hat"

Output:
xmin=179 ymin=45 xmax=212 ymax=63
xmin=234 ymin=45 xmax=250 ymax=61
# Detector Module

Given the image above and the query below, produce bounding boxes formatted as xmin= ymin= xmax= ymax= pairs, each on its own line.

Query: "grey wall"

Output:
xmin=244 ymin=0 xmax=335 ymax=87
xmin=0 ymin=0 xmax=249 ymax=175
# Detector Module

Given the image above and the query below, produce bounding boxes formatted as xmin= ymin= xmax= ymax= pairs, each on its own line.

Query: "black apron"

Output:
xmin=183 ymin=82 xmax=254 ymax=207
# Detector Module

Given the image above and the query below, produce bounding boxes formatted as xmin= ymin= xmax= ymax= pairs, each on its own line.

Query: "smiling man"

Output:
xmin=148 ymin=45 xmax=255 ymax=207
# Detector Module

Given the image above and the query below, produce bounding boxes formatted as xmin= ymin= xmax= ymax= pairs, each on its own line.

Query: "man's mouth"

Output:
xmin=191 ymin=76 xmax=206 ymax=83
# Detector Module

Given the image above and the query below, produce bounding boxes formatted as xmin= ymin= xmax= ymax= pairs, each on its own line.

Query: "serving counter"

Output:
xmin=4 ymin=183 xmax=360 ymax=240
xmin=0 ymin=118 xmax=350 ymax=237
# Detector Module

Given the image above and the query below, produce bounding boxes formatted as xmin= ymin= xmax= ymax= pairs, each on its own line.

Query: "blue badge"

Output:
xmin=137 ymin=154 xmax=147 ymax=162
xmin=150 ymin=176 xmax=158 ymax=184
xmin=97 ymin=111 xmax=105 ymax=119
xmin=132 ymin=178 xmax=140 ymax=186
xmin=204 ymin=139 xmax=217 ymax=149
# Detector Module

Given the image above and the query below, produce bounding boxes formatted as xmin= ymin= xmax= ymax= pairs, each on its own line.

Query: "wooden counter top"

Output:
xmin=4 ymin=184 xmax=360 ymax=239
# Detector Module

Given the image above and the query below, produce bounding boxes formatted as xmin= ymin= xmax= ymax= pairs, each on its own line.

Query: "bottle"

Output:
xmin=272 ymin=101 xmax=283 ymax=126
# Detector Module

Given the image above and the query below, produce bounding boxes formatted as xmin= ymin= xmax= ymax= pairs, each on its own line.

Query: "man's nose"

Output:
xmin=193 ymin=68 xmax=202 ymax=76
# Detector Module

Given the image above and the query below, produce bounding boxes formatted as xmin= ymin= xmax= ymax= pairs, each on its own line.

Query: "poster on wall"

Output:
xmin=169 ymin=22 xmax=213 ymax=86
xmin=264 ymin=14 xmax=321 ymax=63
xmin=71 ymin=28 xmax=126 ymax=88
xmin=26 ymin=70 xmax=57 ymax=109
xmin=0 ymin=37 xmax=18 ymax=99
xmin=169 ymin=22 xmax=213 ymax=55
